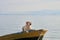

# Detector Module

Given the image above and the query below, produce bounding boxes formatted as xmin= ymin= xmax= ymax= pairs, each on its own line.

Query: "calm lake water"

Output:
xmin=0 ymin=15 xmax=60 ymax=40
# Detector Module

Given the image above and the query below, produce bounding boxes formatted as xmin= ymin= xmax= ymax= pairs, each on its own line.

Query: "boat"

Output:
xmin=0 ymin=29 xmax=47 ymax=40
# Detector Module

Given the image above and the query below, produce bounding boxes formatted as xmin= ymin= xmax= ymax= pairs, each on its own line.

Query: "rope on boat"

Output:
xmin=37 ymin=34 xmax=43 ymax=40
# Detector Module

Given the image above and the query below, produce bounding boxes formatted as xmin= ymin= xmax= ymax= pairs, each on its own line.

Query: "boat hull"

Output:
xmin=0 ymin=29 xmax=47 ymax=40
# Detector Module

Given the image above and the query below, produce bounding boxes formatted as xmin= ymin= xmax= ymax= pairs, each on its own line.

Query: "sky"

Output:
xmin=0 ymin=0 xmax=60 ymax=14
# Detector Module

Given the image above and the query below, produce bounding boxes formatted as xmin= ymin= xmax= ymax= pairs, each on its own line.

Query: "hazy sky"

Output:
xmin=0 ymin=0 xmax=60 ymax=12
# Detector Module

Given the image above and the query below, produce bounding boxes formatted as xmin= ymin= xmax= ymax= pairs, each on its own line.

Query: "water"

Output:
xmin=0 ymin=14 xmax=60 ymax=40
